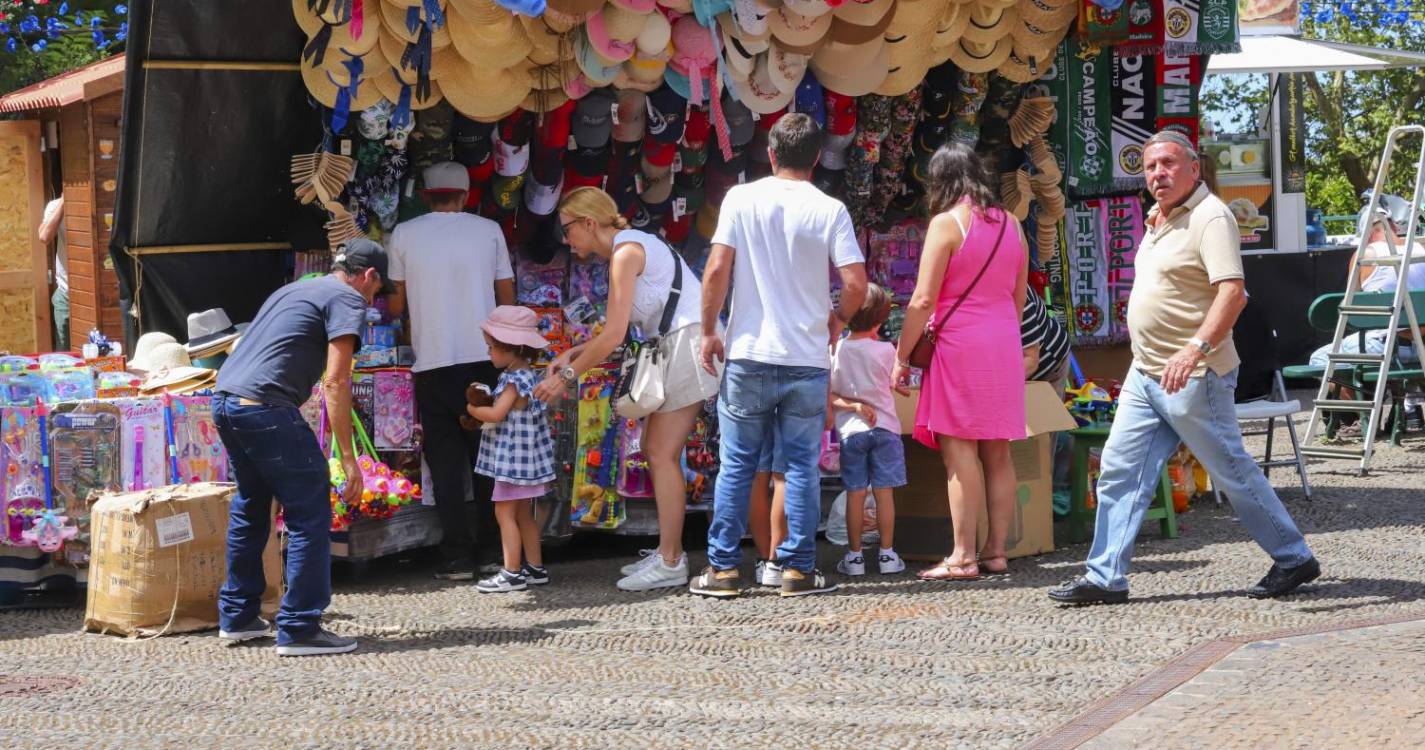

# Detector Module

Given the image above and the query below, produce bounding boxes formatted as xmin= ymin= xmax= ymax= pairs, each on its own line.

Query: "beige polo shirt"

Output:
xmin=1127 ymin=183 xmax=1243 ymax=377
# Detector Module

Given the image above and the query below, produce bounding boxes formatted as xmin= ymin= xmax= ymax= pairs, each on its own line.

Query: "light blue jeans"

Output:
xmin=708 ymin=360 xmax=828 ymax=573
xmin=1309 ymin=330 xmax=1420 ymax=367
xmin=1086 ymin=368 xmax=1314 ymax=591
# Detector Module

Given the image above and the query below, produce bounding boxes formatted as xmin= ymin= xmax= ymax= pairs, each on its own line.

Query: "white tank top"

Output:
xmin=613 ymin=228 xmax=701 ymax=335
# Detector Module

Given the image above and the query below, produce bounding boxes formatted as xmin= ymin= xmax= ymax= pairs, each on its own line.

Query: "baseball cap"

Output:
xmin=453 ymin=116 xmax=495 ymax=167
xmin=646 ymin=84 xmax=689 ymax=144
xmin=613 ymin=89 xmax=649 ymax=143
xmin=684 ymin=105 xmax=711 ymax=145
xmin=721 ymin=91 xmax=755 ymax=147
xmin=334 ymin=238 xmax=393 ymax=293
xmin=422 ymin=161 xmax=471 ymax=193
xmin=573 ymin=89 xmax=616 ymax=148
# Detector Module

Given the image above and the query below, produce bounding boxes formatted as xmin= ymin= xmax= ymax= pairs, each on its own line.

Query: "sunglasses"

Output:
xmin=557 ymin=218 xmax=580 ymax=243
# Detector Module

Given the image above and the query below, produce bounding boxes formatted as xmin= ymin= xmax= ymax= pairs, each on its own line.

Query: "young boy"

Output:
xmin=829 ymin=284 xmax=905 ymax=575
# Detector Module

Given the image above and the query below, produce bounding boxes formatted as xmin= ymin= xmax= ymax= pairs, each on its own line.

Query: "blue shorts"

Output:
xmin=757 ymin=422 xmax=784 ymax=474
xmin=839 ymin=428 xmax=906 ymax=490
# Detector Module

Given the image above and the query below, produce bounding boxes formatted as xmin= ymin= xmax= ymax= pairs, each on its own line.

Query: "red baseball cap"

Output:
xmin=642 ymin=139 xmax=677 ymax=168
xmin=824 ymin=91 xmax=857 ymax=136
xmin=683 ymin=105 xmax=710 ymax=145
xmin=756 ymin=107 xmax=787 ymax=131
xmin=538 ymin=99 xmax=576 ymax=150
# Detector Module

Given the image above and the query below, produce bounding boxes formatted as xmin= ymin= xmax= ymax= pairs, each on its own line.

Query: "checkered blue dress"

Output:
xmin=473 ymin=368 xmax=556 ymax=485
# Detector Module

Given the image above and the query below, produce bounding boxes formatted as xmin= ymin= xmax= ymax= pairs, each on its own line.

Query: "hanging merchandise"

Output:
xmin=327 ymin=407 xmax=422 ymax=531
xmin=2 ymin=406 xmax=46 ymax=546
xmin=1063 ymin=38 xmax=1113 ymax=199
xmin=117 ymin=398 xmax=170 ymax=492
xmin=46 ymin=400 xmax=123 ymax=566
xmin=1063 ymin=196 xmax=1145 ymax=345
xmin=168 ymin=395 xmax=228 ymax=485
xmin=1161 ymin=0 xmax=1239 ymax=56
xmin=373 ymin=369 xmax=418 ymax=450
xmin=1155 ymin=47 xmax=1202 ymax=144
xmin=865 ymin=220 xmax=927 ymax=304
xmin=23 ymin=405 xmax=80 ymax=554
xmin=615 ymin=418 xmax=654 ymax=499
xmin=570 ymin=366 xmax=625 ymax=529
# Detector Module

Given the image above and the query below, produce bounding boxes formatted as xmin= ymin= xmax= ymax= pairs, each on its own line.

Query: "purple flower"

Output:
xmin=58 ymin=2 xmax=68 ymax=13
xmin=31 ymin=38 xmax=46 ymax=52
xmin=91 ymin=29 xmax=104 ymax=46
xmin=5 ymin=37 xmax=16 ymax=53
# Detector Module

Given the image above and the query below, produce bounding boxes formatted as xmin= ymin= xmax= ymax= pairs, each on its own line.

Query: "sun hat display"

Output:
xmin=829 ymin=0 xmax=894 ymax=45
xmin=730 ymin=53 xmax=796 ymax=114
xmin=732 ymin=0 xmax=771 ymax=36
xmin=767 ymin=4 xmax=833 ymax=48
xmin=625 ymin=48 xmax=670 ymax=84
xmin=544 ymin=0 xmax=606 ymax=15
xmin=294 ymin=0 xmax=382 ymax=61
xmin=140 ymin=345 xmax=217 ymax=394
xmin=447 ymin=2 xmax=533 ymax=68
xmin=768 ymin=45 xmax=809 ymax=94
xmin=441 ymin=58 xmax=531 ymax=120
xmin=668 ymin=15 xmax=718 ymax=104
xmin=811 ymin=36 xmax=888 ymax=97
xmin=376 ymin=71 xmax=445 ymax=110
xmin=302 ymin=59 xmax=383 ymax=112
xmin=950 ymin=36 xmax=1012 ymax=74
xmin=185 ymin=307 xmax=244 ymax=359
xmin=577 ymin=28 xmax=624 ymax=84
xmin=636 ymin=10 xmax=672 ymax=54
xmin=522 ymin=16 xmax=575 ymax=65
xmin=586 ymin=3 xmax=649 ymax=64
xmin=1018 ymin=0 xmax=1078 ymax=28
xmin=380 ymin=0 xmax=453 ymax=48
xmin=961 ymin=4 xmax=1015 ymax=46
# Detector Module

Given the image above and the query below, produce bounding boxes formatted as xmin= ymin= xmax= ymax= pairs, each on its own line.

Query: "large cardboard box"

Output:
xmin=84 ymin=483 xmax=281 ymax=637
xmin=893 ymin=382 xmax=1077 ymax=561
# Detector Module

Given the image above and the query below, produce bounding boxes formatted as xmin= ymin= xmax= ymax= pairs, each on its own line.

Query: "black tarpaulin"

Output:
xmin=109 ymin=0 xmax=325 ymax=346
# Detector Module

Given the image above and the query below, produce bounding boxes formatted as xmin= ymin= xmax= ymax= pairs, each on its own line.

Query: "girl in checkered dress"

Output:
xmin=468 ymin=306 xmax=556 ymax=593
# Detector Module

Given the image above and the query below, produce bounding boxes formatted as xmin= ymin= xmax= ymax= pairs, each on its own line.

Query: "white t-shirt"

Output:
xmin=388 ymin=211 xmax=514 ymax=372
xmin=43 ymin=198 xmax=67 ymax=295
xmin=830 ymin=336 xmax=900 ymax=439
xmin=711 ymin=177 xmax=864 ymax=369
xmin=613 ymin=228 xmax=701 ymax=335
xmin=1362 ymin=239 xmax=1425 ymax=293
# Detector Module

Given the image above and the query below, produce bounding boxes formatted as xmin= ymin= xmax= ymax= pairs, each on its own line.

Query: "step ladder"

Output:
xmin=1301 ymin=125 xmax=1425 ymax=474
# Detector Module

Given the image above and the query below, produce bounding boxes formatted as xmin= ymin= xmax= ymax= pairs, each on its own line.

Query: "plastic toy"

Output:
xmin=168 ymin=395 xmax=227 ymax=483
xmin=1064 ymin=380 xmax=1118 ymax=426
xmin=118 ymin=398 xmax=168 ymax=491
xmin=2 ymin=406 xmax=45 ymax=545
xmin=325 ymin=406 xmax=420 ymax=530
xmin=373 ymin=369 xmax=416 ymax=450
xmin=616 ymin=419 xmax=654 ymax=498
xmin=47 ymin=400 xmax=122 ymax=564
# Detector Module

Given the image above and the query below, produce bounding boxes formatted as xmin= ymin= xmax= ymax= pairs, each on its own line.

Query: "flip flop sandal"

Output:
xmin=978 ymin=555 xmax=1010 ymax=576
xmin=918 ymin=558 xmax=980 ymax=581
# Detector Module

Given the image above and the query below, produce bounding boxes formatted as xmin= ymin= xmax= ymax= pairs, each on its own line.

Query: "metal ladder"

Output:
xmin=1301 ymin=125 xmax=1425 ymax=474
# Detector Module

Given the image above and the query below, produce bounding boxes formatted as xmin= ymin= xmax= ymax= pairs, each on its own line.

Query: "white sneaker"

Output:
xmin=878 ymin=549 xmax=906 ymax=575
xmin=756 ymin=560 xmax=784 ymax=587
xmin=617 ymin=554 xmax=689 ymax=592
xmin=620 ymin=549 xmax=660 ymax=576
xmin=837 ymin=551 xmax=866 ymax=576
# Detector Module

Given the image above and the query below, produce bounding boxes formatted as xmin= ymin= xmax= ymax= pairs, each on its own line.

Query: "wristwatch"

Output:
xmin=1189 ymin=337 xmax=1214 ymax=355
xmin=558 ymin=365 xmax=578 ymax=386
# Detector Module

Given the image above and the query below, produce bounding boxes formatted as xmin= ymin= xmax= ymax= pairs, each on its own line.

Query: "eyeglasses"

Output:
xmin=557 ymin=218 xmax=580 ymax=243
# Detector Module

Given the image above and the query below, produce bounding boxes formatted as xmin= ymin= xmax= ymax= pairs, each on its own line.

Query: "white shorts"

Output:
xmin=656 ymin=323 xmax=722 ymax=413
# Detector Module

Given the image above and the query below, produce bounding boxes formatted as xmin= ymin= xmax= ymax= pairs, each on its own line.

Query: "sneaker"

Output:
xmin=275 ymin=628 xmax=357 ymax=657
xmin=780 ymin=567 xmax=838 ymax=597
xmin=617 ymin=555 xmax=689 ymax=592
xmin=620 ymin=549 xmax=661 ymax=576
xmin=219 ymin=617 xmax=273 ymax=643
xmin=476 ymin=569 xmax=528 ymax=593
xmin=836 ymin=551 xmax=866 ymax=576
xmin=521 ymin=564 xmax=550 ymax=586
xmin=1248 ymin=557 xmax=1321 ymax=599
xmin=755 ymin=559 xmax=784 ymax=587
xmin=434 ymin=559 xmax=476 ymax=582
xmin=878 ymin=549 xmax=906 ymax=575
xmin=689 ymin=565 xmax=742 ymax=598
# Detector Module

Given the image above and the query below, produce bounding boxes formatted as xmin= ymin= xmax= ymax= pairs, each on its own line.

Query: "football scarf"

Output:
xmin=1156 ymin=49 xmax=1202 ymax=145
xmin=1163 ymin=0 xmax=1239 ymax=56
xmin=1111 ymin=53 xmax=1158 ymax=192
xmin=1065 ymin=39 xmax=1114 ymax=200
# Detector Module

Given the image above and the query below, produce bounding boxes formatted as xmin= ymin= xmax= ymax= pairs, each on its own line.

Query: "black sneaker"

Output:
xmin=219 ymin=617 xmax=273 ymax=643
xmin=1248 ymin=557 xmax=1321 ymax=599
xmin=689 ymin=565 xmax=742 ymax=598
xmin=477 ymin=568 xmax=527 ymax=593
xmin=521 ymin=564 xmax=550 ymax=586
xmin=1047 ymin=576 xmax=1129 ymax=605
xmin=434 ymin=559 xmax=476 ymax=582
xmin=275 ymin=628 xmax=357 ymax=657
xmin=780 ymin=567 xmax=838 ymax=597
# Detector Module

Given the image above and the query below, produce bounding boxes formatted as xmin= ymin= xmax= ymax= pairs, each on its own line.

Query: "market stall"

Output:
xmin=1 ymin=0 xmax=1231 ymax=588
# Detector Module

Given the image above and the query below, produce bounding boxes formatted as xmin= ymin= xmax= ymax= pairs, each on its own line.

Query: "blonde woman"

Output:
xmin=532 ymin=187 xmax=720 ymax=591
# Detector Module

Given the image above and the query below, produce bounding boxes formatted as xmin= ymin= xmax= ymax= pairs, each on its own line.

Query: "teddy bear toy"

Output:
xmin=458 ymin=382 xmax=495 ymax=431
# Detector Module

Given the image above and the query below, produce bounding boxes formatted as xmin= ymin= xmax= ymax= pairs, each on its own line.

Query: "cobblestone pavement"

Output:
xmin=1079 ymin=619 xmax=1425 ymax=749
xmin=2 ymin=430 xmax=1424 ymax=749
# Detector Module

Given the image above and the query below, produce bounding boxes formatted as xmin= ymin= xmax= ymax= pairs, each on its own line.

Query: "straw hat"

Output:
xmin=302 ymin=59 xmax=383 ymax=110
xmin=731 ymin=54 xmax=797 ymax=113
xmin=128 ymin=332 xmax=179 ymax=373
xmin=829 ymin=0 xmax=894 ymax=45
xmin=137 ymin=342 xmax=216 ymax=394
xmin=962 ymin=4 xmax=1016 ymax=45
xmin=527 ymin=59 xmax=581 ymax=91
xmin=447 ymin=3 xmax=533 ymax=68
xmin=783 ymin=0 xmax=833 ymax=17
xmin=586 ymin=3 xmax=650 ymax=64
xmin=442 ymin=60 xmax=533 ymax=120
xmin=767 ymin=5 xmax=833 ymax=48
xmin=811 ymin=37 xmax=889 ymax=97
xmin=626 ymin=49 xmax=670 ymax=85
xmin=768 ymin=45 xmax=809 ymax=94
xmin=380 ymin=0 xmax=454 ymax=47
xmin=1011 ymin=18 xmax=1069 ymax=60
xmin=523 ymin=16 xmax=576 ymax=65
xmin=949 ymin=36 xmax=1011 ymax=74
xmin=293 ymin=0 xmax=383 ymax=56
xmin=376 ymin=69 xmax=446 ymax=108
xmin=1018 ymin=0 xmax=1078 ymax=28
xmin=544 ymin=0 xmax=605 ymax=15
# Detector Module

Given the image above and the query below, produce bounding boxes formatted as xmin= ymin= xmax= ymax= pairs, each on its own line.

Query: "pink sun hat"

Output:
xmin=481 ymin=306 xmax=551 ymax=350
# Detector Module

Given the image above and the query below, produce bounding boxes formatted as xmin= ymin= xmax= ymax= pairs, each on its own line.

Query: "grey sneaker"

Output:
xmin=477 ymin=569 xmax=528 ymax=593
xmin=275 ymin=628 xmax=357 ymax=657
xmin=689 ymin=565 xmax=742 ymax=598
xmin=521 ymin=564 xmax=550 ymax=586
xmin=219 ymin=617 xmax=273 ymax=643
xmin=781 ymin=567 xmax=839 ymax=597
xmin=836 ymin=551 xmax=866 ymax=576
xmin=617 ymin=554 xmax=688 ymax=592
xmin=620 ymin=549 xmax=660 ymax=576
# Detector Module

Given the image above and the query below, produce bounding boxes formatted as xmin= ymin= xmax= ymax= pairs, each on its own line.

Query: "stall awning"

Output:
xmin=0 ymin=55 xmax=125 ymax=113
xmin=1207 ymin=35 xmax=1425 ymax=74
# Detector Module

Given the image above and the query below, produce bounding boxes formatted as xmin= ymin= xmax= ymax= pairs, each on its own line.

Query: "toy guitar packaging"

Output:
xmin=117 ymin=398 xmax=169 ymax=491
xmin=168 ymin=395 xmax=228 ymax=484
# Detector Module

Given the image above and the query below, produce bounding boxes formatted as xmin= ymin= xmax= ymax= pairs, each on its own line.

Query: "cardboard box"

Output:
xmin=892 ymin=382 xmax=1077 ymax=561
xmin=84 ymin=483 xmax=280 ymax=637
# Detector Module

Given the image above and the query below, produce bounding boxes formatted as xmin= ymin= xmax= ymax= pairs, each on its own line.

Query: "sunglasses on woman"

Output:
xmin=557 ymin=217 xmax=580 ymax=243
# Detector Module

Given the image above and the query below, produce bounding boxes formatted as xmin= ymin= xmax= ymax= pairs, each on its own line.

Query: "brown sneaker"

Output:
xmin=780 ymin=567 xmax=838 ymax=597
xmin=689 ymin=565 xmax=742 ymax=598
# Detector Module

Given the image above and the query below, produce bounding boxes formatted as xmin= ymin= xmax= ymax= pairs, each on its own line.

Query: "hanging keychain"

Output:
xmin=22 ymin=402 xmax=78 ymax=553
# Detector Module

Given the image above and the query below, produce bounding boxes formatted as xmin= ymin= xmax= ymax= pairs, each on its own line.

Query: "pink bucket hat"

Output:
xmin=481 ymin=306 xmax=551 ymax=350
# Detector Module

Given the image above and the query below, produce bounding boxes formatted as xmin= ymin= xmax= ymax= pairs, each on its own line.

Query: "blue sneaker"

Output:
xmin=219 ymin=617 xmax=273 ymax=643
xmin=275 ymin=628 xmax=357 ymax=657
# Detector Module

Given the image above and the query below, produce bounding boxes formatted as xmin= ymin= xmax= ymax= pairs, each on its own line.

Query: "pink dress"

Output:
xmin=914 ymin=203 xmax=1028 ymax=447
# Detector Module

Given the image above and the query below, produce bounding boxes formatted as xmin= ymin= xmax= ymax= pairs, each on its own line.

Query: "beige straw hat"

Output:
xmin=447 ymin=2 xmax=533 ymax=68
xmin=962 ymin=4 xmax=1016 ymax=45
xmin=380 ymin=0 xmax=453 ymax=47
xmin=949 ymin=36 xmax=1011 ymax=73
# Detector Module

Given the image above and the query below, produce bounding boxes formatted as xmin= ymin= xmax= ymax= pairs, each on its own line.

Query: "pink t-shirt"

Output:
xmin=830 ymin=336 xmax=901 ymax=440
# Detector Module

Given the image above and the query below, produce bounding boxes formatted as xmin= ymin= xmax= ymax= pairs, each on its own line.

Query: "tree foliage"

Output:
xmin=0 ymin=1 xmax=126 ymax=96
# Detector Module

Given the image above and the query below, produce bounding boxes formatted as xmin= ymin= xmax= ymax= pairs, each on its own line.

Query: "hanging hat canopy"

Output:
xmin=447 ymin=2 xmax=534 ymax=68
xmin=294 ymin=0 xmax=383 ymax=58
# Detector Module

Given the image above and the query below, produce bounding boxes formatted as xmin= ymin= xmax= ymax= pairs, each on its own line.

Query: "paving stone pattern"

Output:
xmin=1 ymin=430 xmax=1424 ymax=749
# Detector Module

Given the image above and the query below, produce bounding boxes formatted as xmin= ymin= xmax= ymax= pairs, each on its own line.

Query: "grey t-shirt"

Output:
xmin=216 ymin=275 xmax=367 ymax=409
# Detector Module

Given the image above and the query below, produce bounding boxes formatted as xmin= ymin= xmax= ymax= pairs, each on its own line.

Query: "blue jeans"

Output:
xmin=213 ymin=394 xmax=332 ymax=643
xmin=1309 ymin=330 xmax=1420 ymax=366
xmin=708 ymin=360 xmax=828 ymax=573
xmin=1086 ymin=368 xmax=1313 ymax=591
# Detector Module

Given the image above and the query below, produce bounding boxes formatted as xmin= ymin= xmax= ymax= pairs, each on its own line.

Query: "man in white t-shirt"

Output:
xmin=39 ymin=196 xmax=68 ymax=350
xmin=388 ymin=162 xmax=515 ymax=581
xmin=694 ymin=113 xmax=868 ymax=598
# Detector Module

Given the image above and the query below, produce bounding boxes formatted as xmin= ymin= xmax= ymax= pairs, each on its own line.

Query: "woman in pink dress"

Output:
xmin=893 ymin=143 xmax=1028 ymax=581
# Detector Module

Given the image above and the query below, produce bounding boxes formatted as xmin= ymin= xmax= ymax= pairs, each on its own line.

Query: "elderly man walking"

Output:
xmin=1049 ymin=131 xmax=1319 ymax=605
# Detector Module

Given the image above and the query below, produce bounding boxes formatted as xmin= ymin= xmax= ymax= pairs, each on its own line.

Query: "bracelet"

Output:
xmin=896 ymin=358 xmax=910 ymax=368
